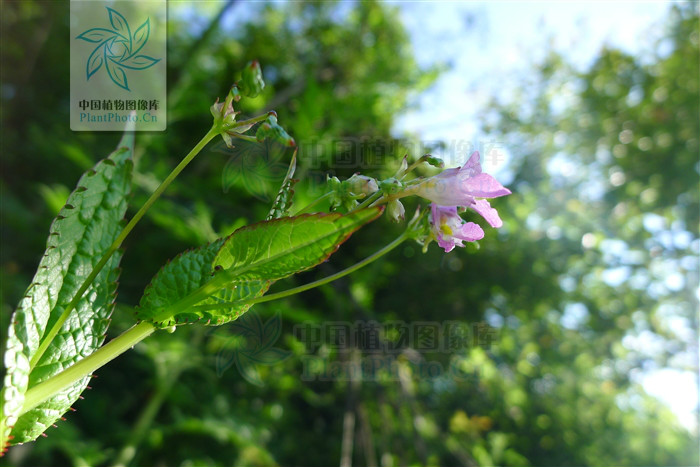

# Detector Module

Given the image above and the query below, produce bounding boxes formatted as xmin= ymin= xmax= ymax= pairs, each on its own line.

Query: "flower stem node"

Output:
xmin=379 ymin=178 xmax=404 ymax=196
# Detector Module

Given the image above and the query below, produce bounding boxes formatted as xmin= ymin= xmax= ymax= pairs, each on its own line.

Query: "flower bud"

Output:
xmin=394 ymin=155 xmax=408 ymax=177
xmin=255 ymin=114 xmax=296 ymax=147
xmin=424 ymin=155 xmax=444 ymax=168
xmin=345 ymin=174 xmax=379 ymax=197
xmin=386 ymin=199 xmax=405 ymax=222
xmin=239 ymin=60 xmax=265 ymax=98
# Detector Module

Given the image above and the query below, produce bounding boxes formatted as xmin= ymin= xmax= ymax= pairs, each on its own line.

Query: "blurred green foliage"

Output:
xmin=1 ymin=1 xmax=698 ymax=466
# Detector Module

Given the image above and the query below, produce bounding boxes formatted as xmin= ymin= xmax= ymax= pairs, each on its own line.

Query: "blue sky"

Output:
xmin=395 ymin=1 xmax=674 ymax=171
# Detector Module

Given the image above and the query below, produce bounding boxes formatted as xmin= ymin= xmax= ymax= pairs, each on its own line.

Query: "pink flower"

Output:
xmin=431 ymin=204 xmax=484 ymax=253
xmin=411 ymin=151 xmax=511 ymax=207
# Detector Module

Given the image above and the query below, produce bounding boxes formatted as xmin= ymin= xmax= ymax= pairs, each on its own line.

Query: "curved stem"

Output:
xmin=21 ymin=228 xmax=410 ymax=412
xmin=21 ymin=322 xmax=157 ymax=416
xmin=194 ymin=232 xmax=408 ymax=312
xmin=29 ymin=126 xmax=218 ymax=370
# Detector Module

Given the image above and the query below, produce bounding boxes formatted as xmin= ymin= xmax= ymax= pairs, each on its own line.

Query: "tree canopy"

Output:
xmin=0 ymin=1 xmax=697 ymax=466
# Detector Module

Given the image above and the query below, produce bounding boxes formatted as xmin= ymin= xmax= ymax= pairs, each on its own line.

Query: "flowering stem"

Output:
xmin=19 ymin=234 xmax=409 ymax=412
xmin=29 ymin=126 xmax=219 ymax=371
xmin=401 ymin=160 xmax=424 ymax=179
xmin=352 ymin=192 xmax=384 ymax=212
xmin=193 ymin=231 xmax=409 ymax=312
xmin=21 ymin=321 xmax=157 ymax=415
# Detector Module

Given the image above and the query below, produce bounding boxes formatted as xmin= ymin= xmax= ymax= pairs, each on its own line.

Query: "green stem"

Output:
xmin=401 ymin=159 xmax=424 ymax=179
xmin=194 ymin=232 xmax=408 ymax=312
xmin=22 ymin=225 xmax=411 ymax=412
xmin=229 ymin=133 xmax=258 ymax=143
xmin=351 ymin=192 xmax=383 ymax=212
xmin=21 ymin=322 xmax=157 ymax=416
xmin=294 ymin=192 xmax=333 ymax=215
xmin=29 ymin=126 xmax=218 ymax=370
xmin=224 ymin=112 xmax=269 ymax=131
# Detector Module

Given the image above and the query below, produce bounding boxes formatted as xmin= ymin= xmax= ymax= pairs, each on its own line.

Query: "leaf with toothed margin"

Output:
xmin=213 ymin=208 xmax=384 ymax=282
xmin=136 ymin=208 xmax=383 ymax=328
xmin=136 ymin=238 xmax=271 ymax=328
xmin=0 ymin=126 xmax=134 ymax=450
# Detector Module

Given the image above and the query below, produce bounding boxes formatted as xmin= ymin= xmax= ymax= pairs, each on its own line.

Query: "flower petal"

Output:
xmin=414 ymin=175 xmax=474 ymax=206
xmin=456 ymin=222 xmax=484 ymax=242
xmin=463 ymin=173 xmax=512 ymax=198
xmin=470 ymin=199 xmax=503 ymax=228
xmin=459 ymin=151 xmax=482 ymax=178
xmin=437 ymin=235 xmax=457 ymax=252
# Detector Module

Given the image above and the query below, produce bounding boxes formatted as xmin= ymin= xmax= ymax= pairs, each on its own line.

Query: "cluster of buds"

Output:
xmin=214 ymin=63 xmax=511 ymax=254
xmin=327 ymin=151 xmax=511 ymax=253
xmin=211 ymin=61 xmax=295 ymax=149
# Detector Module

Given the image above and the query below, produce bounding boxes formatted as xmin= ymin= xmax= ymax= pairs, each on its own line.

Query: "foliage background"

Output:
xmin=1 ymin=1 xmax=698 ymax=466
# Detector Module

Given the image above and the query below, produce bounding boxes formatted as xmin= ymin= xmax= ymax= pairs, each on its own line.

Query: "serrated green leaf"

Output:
xmin=138 ymin=208 xmax=382 ymax=328
xmin=266 ymin=150 xmax=298 ymax=220
xmin=136 ymin=239 xmax=271 ymax=328
xmin=1 ymin=130 xmax=134 ymax=449
xmin=213 ymin=208 xmax=383 ymax=282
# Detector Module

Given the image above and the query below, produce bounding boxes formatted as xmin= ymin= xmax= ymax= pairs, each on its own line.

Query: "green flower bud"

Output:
xmin=239 ymin=60 xmax=265 ymax=98
xmin=424 ymin=155 xmax=444 ymax=168
xmin=255 ymin=114 xmax=296 ymax=147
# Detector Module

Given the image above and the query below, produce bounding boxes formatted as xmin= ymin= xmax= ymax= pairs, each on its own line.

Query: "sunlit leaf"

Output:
xmin=0 ymin=127 xmax=134 ymax=447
